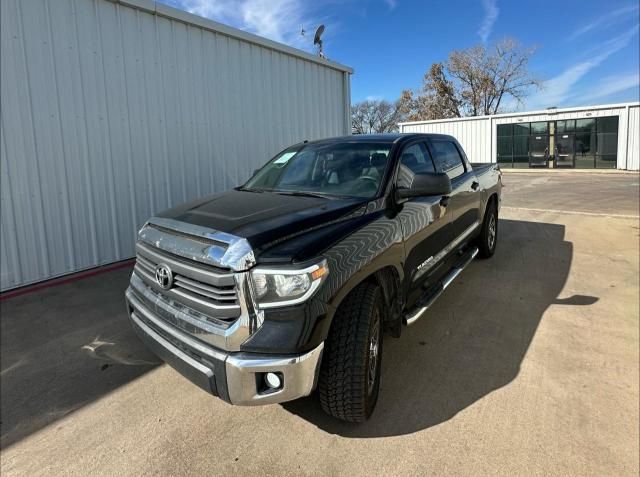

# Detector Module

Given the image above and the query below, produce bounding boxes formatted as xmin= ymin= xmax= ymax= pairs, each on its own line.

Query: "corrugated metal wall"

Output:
xmin=399 ymin=117 xmax=493 ymax=163
xmin=399 ymin=103 xmax=640 ymax=171
xmin=0 ymin=0 xmax=352 ymax=291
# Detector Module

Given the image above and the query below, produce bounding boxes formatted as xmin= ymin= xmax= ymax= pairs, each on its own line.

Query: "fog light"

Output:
xmin=264 ymin=372 xmax=282 ymax=389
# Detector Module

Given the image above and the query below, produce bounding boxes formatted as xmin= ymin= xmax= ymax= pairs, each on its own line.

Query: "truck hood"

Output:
xmin=157 ymin=189 xmax=371 ymax=263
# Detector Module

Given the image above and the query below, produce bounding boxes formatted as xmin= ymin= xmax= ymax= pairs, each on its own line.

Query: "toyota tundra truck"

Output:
xmin=125 ymin=133 xmax=502 ymax=422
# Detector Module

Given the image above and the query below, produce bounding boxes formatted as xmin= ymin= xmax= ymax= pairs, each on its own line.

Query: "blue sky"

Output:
xmin=163 ymin=0 xmax=639 ymax=111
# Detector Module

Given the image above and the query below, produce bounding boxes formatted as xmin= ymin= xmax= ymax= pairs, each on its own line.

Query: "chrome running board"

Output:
xmin=405 ymin=246 xmax=479 ymax=326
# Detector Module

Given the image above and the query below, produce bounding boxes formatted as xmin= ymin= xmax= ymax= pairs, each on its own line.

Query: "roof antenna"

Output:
xmin=313 ymin=24 xmax=326 ymax=59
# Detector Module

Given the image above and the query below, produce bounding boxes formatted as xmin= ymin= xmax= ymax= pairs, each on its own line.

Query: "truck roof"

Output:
xmin=299 ymin=133 xmax=455 ymax=146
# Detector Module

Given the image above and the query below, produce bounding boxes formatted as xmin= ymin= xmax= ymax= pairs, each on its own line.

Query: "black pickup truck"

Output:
xmin=126 ymin=133 xmax=502 ymax=422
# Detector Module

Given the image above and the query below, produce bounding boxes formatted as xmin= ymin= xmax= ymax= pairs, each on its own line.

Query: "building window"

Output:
xmin=530 ymin=121 xmax=548 ymax=134
xmin=497 ymin=124 xmax=513 ymax=167
xmin=575 ymin=131 xmax=595 ymax=168
xmin=556 ymin=120 xmax=575 ymax=133
xmin=574 ymin=116 xmax=618 ymax=168
xmin=495 ymin=122 xmax=539 ymax=168
xmin=513 ymin=122 xmax=530 ymax=167
xmin=494 ymin=115 xmax=619 ymax=169
xmin=596 ymin=116 xmax=618 ymax=169
xmin=513 ymin=123 xmax=529 ymax=136
xmin=513 ymin=135 xmax=529 ymax=168
xmin=576 ymin=118 xmax=596 ymax=133
xmin=597 ymin=116 xmax=619 ymax=133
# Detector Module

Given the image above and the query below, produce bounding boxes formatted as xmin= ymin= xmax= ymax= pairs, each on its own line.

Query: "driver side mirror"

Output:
xmin=397 ymin=172 xmax=452 ymax=199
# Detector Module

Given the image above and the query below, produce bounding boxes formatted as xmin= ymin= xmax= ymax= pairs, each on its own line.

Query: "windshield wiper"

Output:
xmin=241 ymin=188 xmax=350 ymax=199
xmin=273 ymin=190 xmax=334 ymax=199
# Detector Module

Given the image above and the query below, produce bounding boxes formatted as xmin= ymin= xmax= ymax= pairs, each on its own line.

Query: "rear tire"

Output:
xmin=318 ymin=282 xmax=383 ymax=423
xmin=477 ymin=200 xmax=498 ymax=258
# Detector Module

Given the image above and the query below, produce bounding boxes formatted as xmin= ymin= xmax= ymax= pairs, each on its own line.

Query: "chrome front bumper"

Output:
xmin=126 ymin=287 xmax=324 ymax=406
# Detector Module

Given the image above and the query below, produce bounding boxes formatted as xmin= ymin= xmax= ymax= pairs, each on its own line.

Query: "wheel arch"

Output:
xmin=480 ymin=191 xmax=499 ymax=220
xmin=488 ymin=192 xmax=499 ymax=208
xmin=326 ymin=264 xmax=404 ymax=339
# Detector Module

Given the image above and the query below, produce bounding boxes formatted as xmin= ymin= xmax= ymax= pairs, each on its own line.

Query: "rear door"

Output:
xmin=396 ymin=141 xmax=454 ymax=304
xmin=427 ymin=138 xmax=481 ymax=248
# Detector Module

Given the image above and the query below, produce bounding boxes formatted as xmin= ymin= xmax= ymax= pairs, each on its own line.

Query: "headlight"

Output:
xmin=250 ymin=260 xmax=329 ymax=308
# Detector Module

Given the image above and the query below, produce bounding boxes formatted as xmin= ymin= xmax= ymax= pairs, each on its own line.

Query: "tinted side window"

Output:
xmin=397 ymin=142 xmax=435 ymax=189
xmin=430 ymin=140 xmax=465 ymax=179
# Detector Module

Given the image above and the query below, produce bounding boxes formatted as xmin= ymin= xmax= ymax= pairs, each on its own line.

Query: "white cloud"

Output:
xmin=526 ymin=26 xmax=639 ymax=109
xmin=175 ymin=0 xmax=320 ymax=49
xmin=478 ymin=0 xmax=499 ymax=43
xmin=384 ymin=0 xmax=398 ymax=10
xmin=568 ymin=4 xmax=639 ymax=40
xmin=579 ymin=73 xmax=640 ymax=103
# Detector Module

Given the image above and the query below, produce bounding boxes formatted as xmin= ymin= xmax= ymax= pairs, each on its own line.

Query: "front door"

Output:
xmin=528 ymin=135 xmax=549 ymax=167
xmin=555 ymin=133 xmax=575 ymax=167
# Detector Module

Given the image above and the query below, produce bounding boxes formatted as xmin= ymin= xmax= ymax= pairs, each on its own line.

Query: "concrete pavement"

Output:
xmin=1 ymin=174 xmax=638 ymax=476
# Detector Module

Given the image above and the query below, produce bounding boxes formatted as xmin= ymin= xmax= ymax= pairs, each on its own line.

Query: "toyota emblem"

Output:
xmin=154 ymin=264 xmax=173 ymax=290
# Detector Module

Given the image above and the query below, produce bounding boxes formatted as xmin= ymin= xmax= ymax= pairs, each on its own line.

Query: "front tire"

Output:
xmin=477 ymin=200 xmax=498 ymax=258
xmin=318 ymin=282 xmax=383 ymax=423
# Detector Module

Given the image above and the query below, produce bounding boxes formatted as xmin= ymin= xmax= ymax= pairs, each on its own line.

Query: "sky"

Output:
xmin=162 ymin=0 xmax=640 ymax=111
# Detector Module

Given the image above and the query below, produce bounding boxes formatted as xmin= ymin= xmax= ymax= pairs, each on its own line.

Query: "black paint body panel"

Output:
xmin=156 ymin=134 xmax=502 ymax=354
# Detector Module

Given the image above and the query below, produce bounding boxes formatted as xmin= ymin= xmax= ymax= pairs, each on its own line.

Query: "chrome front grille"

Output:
xmin=128 ymin=218 xmax=264 ymax=352
xmin=173 ymin=275 xmax=236 ymax=303
xmin=133 ymin=241 xmax=240 ymax=321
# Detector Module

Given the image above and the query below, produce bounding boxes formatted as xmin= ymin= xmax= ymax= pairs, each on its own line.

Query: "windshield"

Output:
xmin=242 ymin=142 xmax=393 ymax=199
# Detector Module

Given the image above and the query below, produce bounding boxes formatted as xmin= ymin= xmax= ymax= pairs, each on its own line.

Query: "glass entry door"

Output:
xmin=528 ymin=134 xmax=549 ymax=167
xmin=555 ymin=133 xmax=575 ymax=167
xmin=528 ymin=121 xmax=549 ymax=167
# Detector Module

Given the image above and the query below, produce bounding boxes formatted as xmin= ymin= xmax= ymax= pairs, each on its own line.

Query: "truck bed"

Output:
xmin=470 ymin=163 xmax=500 ymax=175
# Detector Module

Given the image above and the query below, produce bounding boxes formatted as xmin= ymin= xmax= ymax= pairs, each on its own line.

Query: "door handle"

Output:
xmin=471 ymin=181 xmax=479 ymax=190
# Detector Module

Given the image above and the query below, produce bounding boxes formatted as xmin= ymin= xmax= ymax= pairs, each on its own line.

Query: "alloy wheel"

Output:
xmin=488 ymin=213 xmax=497 ymax=250
xmin=367 ymin=310 xmax=380 ymax=396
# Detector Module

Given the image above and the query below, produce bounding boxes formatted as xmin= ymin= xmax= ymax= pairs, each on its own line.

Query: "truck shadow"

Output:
xmin=0 ymin=267 xmax=160 ymax=449
xmin=283 ymin=218 xmax=598 ymax=437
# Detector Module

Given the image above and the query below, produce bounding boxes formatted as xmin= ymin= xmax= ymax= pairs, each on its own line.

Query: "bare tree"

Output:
xmin=351 ymin=99 xmax=402 ymax=134
xmin=398 ymin=38 xmax=540 ymax=121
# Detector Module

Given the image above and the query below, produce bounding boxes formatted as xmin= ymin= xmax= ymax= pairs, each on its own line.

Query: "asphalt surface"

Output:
xmin=1 ymin=172 xmax=639 ymax=476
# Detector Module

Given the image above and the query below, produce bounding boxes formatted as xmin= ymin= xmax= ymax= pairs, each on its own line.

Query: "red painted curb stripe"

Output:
xmin=0 ymin=259 xmax=135 ymax=301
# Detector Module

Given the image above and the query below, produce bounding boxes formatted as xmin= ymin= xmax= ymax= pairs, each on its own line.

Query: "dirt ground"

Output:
xmin=1 ymin=172 xmax=638 ymax=476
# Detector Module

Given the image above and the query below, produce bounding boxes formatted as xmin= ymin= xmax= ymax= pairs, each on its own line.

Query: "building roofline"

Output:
xmin=398 ymin=101 xmax=640 ymax=126
xmin=110 ymin=0 xmax=354 ymax=74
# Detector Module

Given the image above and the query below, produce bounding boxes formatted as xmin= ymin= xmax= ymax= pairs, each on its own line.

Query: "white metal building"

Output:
xmin=399 ymin=102 xmax=639 ymax=171
xmin=0 ymin=0 xmax=353 ymax=291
